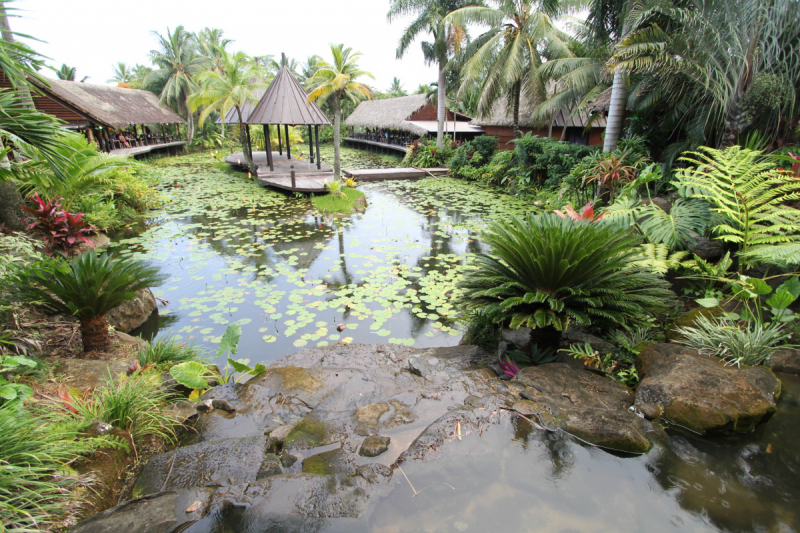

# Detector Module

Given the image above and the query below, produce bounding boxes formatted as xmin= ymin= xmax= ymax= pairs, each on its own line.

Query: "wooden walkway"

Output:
xmin=226 ymin=151 xmax=448 ymax=193
xmin=110 ymin=141 xmax=188 ymax=158
xmin=343 ymin=137 xmax=408 ymax=154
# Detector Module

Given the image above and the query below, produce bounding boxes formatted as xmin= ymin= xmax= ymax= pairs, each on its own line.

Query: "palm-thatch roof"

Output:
xmin=246 ymin=63 xmax=330 ymax=125
xmin=586 ymin=87 xmax=613 ymax=115
xmin=344 ymin=94 xmax=433 ymax=136
xmin=30 ymin=77 xmax=184 ymax=128
xmin=472 ymin=97 xmax=607 ymax=128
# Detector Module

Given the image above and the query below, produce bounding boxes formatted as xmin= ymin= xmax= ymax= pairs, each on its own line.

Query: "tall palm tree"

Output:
xmin=389 ymin=77 xmax=407 ymax=97
xmin=145 ymin=26 xmax=204 ymax=139
xmin=389 ymin=0 xmax=475 ymax=149
xmin=609 ymin=0 xmax=800 ymax=150
xmin=55 ymin=63 xmax=75 ymax=81
xmin=108 ymin=62 xmax=134 ymax=85
xmin=307 ymin=44 xmax=373 ymax=179
xmin=195 ymin=27 xmax=232 ymax=72
xmin=299 ymin=54 xmax=323 ymax=88
xmin=189 ymin=49 xmax=267 ymax=173
xmin=446 ymin=0 xmax=574 ymax=139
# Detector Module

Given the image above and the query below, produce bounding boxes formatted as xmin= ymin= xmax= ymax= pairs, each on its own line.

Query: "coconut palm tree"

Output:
xmin=307 ymin=44 xmax=373 ymax=179
xmin=299 ymin=55 xmax=323 ymax=88
xmin=108 ymin=62 xmax=134 ymax=85
xmin=446 ymin=0 xmax=574 ymax=139
xmin=195 ymin=27 xmax=232 ymax=72
xmin=388 ymin=77 xmax=407 ymax=97
xmin=25 ymin=251 xmax=167 ymax=353
xmin=145 ymin=26 xmax=204 ymax=139
xmin=189 ymin=49 xmax=267 ymax=173
xmin=389 ymin=0 xmax=476 ymax=149
xmin=55 ymin=63 xmax=75 ymax=81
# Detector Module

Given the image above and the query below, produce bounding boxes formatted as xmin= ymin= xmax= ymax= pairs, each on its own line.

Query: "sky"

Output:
xmin=12 ymin=0 xmax=443 ymax=92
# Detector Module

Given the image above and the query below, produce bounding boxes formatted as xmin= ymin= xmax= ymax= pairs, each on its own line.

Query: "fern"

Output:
xmin=631 ymin=243 xmax=689 ymax=274
xmin=675 ymin=146 xmax=800 ymax=269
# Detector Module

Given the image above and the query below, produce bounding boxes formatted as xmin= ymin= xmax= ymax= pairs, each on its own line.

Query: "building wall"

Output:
xmin=0 ymin=71 xmax=89 ymax=126
xmin=409 ymin=102 xmax=461 ymax=122
xmin=483 ymin=125 xmax=605 ymax=150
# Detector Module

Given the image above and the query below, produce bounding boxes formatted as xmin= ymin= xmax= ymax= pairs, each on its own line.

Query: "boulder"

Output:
xmin=78 ymin=232 xmax=111 ymax=254
xmin=302 ymin=448 xmax=352 ymax=475
xmin=688 ymin=237 xmax=725 ymax=261
xmin=359 ymin=435 xmax=391 ymax=457
xmin=513 ymin=364 xmax=654 ymax=453
xmin=106 ymin=288 xmax=157 ymax=333
xmin=766 ymin=348 xmax=800 ymax=375
xmin=635 ymin=343 xmax=780 ymax=434
xmin=70 ymin=492 xmax=186 ymax=533
xmin=256 ymin=453 xmax=283 ymax=480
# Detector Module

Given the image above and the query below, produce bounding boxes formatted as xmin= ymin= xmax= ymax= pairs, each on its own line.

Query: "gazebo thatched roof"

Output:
xmin=30 ymin=77 xmax=184 ymax=128
xmin=344 ymin=94 xmax=432 ymax=136
xmin=587 ymin=87 xmax=613 ymax=115
xmin=246 ymin=63 xmax=330 ymax=125
xmin=472 ymin=97 xmax=606 ymax=128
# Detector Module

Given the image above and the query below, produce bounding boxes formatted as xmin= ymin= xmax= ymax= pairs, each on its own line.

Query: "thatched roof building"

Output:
xmin=345 ymin=94 xmax=482 ymax=136
xmin=28 ymin=77 xmax=184 ymax=129
xmin=471 ymin=97 xmax=607 ymax=148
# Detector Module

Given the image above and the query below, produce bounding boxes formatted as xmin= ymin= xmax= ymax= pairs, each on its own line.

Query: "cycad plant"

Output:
xmin=458 ymin=213 xmax=673 ymax=351
xmin=23 ymin=251 xmax=167 ymax=353
xmin=676 ymin=146 xmax=800 ymax=269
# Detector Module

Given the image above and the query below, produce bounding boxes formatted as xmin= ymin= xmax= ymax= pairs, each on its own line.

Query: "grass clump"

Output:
xmin=312 ymin=187 xmax=364 ymax=214
xmin=136 ymin=334 xmax=206 ymax=368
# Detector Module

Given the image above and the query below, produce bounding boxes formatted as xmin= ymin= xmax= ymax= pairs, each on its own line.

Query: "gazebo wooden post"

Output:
xmin=264 ymin=124 xmax=274 ymax=172
xmin=277 ymin=125 xmax=283 ymax=155
xmin=308 ymin=125 xmax=314 ymax=163
xmin=245 ymin=124 xmax=253 ymax=166
xmin=315 ymin=125 xmax=321 ymax=170
xmin=162 ymin=124 xmax=167 ymax=144
xmin=285 ymin=124 xmax=291 ymax=159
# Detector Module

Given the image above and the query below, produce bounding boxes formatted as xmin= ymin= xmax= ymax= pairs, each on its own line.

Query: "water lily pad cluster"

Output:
xmin=110 ymin=151 xmax=536 ymax=365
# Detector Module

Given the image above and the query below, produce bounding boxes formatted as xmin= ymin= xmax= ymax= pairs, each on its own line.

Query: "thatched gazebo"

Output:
xmin=245 ymin=54 xmax=330 ymax=172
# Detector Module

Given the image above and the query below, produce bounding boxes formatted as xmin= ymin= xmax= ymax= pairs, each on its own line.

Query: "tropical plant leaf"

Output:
xmin=638 ymin=198 xmax=711 ymax=249
xmin=170 ymin=361 xmax=209 ymax=390
xmin=216 ymin=323 xmax=242 ymax=358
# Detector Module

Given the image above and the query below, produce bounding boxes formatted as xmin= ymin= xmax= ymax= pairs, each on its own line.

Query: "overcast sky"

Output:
xmin=12 ymin=0 xmax=442 ymax=92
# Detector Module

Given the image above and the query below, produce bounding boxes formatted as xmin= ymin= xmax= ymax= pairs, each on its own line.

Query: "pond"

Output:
xmin=113 ymin=148 xmax=532 ymax=366
xmin=115 ymin=149 xmax=799 ymax=533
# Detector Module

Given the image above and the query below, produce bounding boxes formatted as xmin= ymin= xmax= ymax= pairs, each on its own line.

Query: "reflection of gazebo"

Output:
xmin=246 ymin=54 xmax=331 ymax=173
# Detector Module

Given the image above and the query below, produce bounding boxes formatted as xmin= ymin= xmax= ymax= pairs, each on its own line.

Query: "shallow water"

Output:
xmin=114 ymin=149 xmax=531 ymax=366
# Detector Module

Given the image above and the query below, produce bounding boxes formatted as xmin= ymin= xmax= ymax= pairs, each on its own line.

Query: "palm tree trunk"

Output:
xmin=81 ymin=315 xmax=110 ymax=353
xmin=512 ymin=82 xmax=521 ymax=139
xmin=437 ymin=62 xmax=446 ymax=150
xmin=333 ymin=95 xmax=342 ymax=179
xmin=603 ymin=68 xmax=627 ymax=152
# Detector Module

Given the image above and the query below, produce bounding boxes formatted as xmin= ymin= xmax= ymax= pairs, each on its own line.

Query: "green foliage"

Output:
xmin=0 ymin=405 xmax=93 ymax=533
xmin=630 ymin=243 xmax=689 ymax=275
xmin=136 ymin=334 xmax=206 ymax=368
xmin=676 ymin=146 xmax=800 ymax=269
xmin=458 ymin=213 xmax=674 ymax=337
xmin=403 ymin=137 xmax=455 ymax=167
xmin=22 ymin=251 xmax=167 ymax=323
xmin=70 ymin=371 xmax=179 ymax=441
xmin=324 ymin=179 xmax=347 ymax=199
xmin=677 ymin=252 xmax=734 ymax=299
xmin=513 ymin=134 xmax=596 ymax=188
xmin=311 ymin=187 xmax=364 ymax=214
xmin=169 ymin=361 xmax=210 ymax=390
xmin=460 ymin=308 xmax=503 ymax=350
xmin=448 ymin=135 xmax=498 ymax=179
xmin=637 ymin=198 xmax=712 ymax=250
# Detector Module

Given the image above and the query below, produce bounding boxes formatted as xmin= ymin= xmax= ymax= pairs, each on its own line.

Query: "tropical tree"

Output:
xmin=145 ymin=26 xmax=204 ymax=139
xmin=388 ymin=77 xmax=407 ymax=97
xmin=189 ymin=49 xmax=267 ymax=173
xmin=446 ymin=0 xmax=574 ymax=139
xmin=55 ymin=63 xmax=75 ymax=81
xmin=608 ymin=0 xmax=800 ymax=151
xmin=299 ymin=54 xmax=323 ymax=87
xmin=195 ymin=27 xmax=232 ymax=72
xmin=307 ymin=44 xmax=373 ymax=179
xmin=108 ymin=62 xmax=134 ymax=85
xmin=22 ymin=251 xmax=167 ymax=353
xmin=389 ymin=0 xmax=475 ymax=149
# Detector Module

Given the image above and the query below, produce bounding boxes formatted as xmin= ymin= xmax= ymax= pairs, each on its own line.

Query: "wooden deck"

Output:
xmin=343 ymin=137 xmax=408 ymax=154
xmin=110 ymin=141 xmax=188 ymax=158
xmin=344 ymin=167 xmax=449 ymax=180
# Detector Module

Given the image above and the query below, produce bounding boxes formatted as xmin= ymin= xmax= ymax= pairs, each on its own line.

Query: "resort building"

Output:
xmin=0 ymin=71 xmax=186 ymax=157
xmin=343 ymin=94 xmax=484 ymax=154
xmin=472 ymin=98 xmax=607 ymax=149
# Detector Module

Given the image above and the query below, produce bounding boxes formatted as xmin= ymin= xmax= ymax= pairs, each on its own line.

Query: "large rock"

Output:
xmin=766 ymin=348 xmax=800 ymax=375
xmin=635 ymin=343 xmax=780 ymax=434
xmin=512 ymin=364 xmax=656 ymax=453
xmin=70 ymin=491 xmax=207 ymax=533
xmin=688 ymin=237 xmax=725 ymax=261
xmin=106 ymin=287 xmax=157 ymax=333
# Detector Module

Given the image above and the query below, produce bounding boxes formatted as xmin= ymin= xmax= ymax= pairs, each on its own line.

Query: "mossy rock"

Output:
xmin=667 ymin=306 xmax=724 ymax=341
xmin=301 ymin=448 xmax=350 ymax=475
xmin=283 ymin=415 xmax=328 ymax=450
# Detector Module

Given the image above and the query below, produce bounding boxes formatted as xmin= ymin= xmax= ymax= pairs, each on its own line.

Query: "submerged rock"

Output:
xmin=70 ymin=490 xmax=206 ymax=533
xmin=635 ymin=343 xmax=780 ymax=434
xmin=359 ymin=435 xmax=391 ymax=457
xmin=106 ymin=287 xmax=157 ymax=333
xmin=513 ymin=364 xmax=654 ymax=453
xmin=302 ymin=448 xmax=352 ymax=475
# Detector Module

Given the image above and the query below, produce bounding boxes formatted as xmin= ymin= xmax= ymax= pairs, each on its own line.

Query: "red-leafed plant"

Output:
xmin=554 ymin=201 xmax=605 ymax=222
xmin=21 ymin=193 xmax=96 ymax=255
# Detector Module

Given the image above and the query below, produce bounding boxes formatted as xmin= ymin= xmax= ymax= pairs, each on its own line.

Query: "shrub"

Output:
xmin=458 ymin=214 xmax=674 ymax=351
xmin=20 ymin=250 xmax=167 ymax=353
xmin=135 ymin=334 xmax=206 ymax=368
xmin=21 ymin=194 xmax=97 ymax=255
xmin=513 ymin=133 xmax=596 ymax=188
xmin=403 ymin=137 xmax=456 ymax=168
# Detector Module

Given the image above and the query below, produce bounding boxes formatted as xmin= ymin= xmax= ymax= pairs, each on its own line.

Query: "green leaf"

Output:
xmin=696 ymin=298 xmax=720 ymax=308
xmin=777 ymin=276 xmax=800 ymax=299
xmin=766 ymin=289 xmax=796 ymax=310
xmin=749 ymin=278 xmax=772 ymax=296
xmin=250 ymin=363 xmax=267 ymax=375
xmin=216 ymin=323 xmax=242 ymax=358
xmin=170 ymin=362 xmax=209 ymax=390
xmin=0 ymin=385 xmax=18 ymax=400
xmin=227 ymin=358 xmax=253 ymax=373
